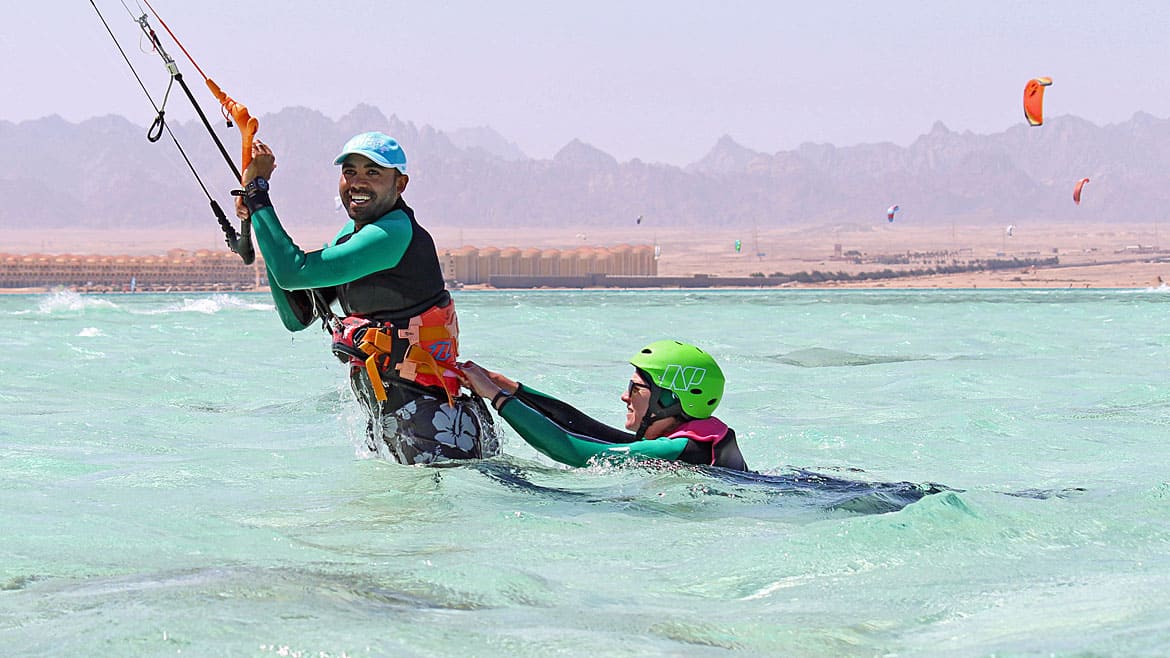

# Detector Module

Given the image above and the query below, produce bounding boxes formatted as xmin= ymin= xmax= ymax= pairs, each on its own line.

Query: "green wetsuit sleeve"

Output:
xmin=249 ymin=206 xmax=412 ymax=290
xmin=498 ymin=387 xmax=689 ymax=467
xmin=264 ymin=267 xmax=315 ymax=332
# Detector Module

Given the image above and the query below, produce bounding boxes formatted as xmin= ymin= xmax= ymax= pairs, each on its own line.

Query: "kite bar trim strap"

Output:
xmin=138 ymin=0 xmax=256 ymax=264
xmin=89 ymin=0 xmax=249 ymax=261
xmin=141 ymin=0 xmax=258 ymax=179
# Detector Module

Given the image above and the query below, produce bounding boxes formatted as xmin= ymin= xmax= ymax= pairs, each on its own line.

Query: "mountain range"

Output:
xmin=4 ymin=103 xmax=1170 ymax=231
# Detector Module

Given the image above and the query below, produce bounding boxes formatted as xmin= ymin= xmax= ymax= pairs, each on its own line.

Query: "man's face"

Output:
xmin=338 ymin=154 xmax=408 ymax=223
xmin=621 ymin=370 xmax=652 ymax=431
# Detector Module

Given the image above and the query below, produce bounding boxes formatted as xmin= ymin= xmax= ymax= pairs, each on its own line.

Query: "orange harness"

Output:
xmin=333 ymin=303 xmax=461 ymax=407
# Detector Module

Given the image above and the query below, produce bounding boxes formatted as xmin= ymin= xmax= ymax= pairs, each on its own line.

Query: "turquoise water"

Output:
xmin=2 ymin=288 xmax=1168 ymax=657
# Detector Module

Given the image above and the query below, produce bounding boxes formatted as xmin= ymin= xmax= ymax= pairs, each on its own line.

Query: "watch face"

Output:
xmin=254 ymin=178 xmax=269 ymax=191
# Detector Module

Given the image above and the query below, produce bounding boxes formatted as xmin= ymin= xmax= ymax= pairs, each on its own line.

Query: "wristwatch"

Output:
xmin=491 ymin=388 xmax=513 ymax=411
xmin=238 ymin=176 xmax=273 ymax=212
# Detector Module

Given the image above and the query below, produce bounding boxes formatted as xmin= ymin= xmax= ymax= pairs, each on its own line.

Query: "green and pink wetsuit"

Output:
xmin=498 ymin=384 xmax=749 ymax=470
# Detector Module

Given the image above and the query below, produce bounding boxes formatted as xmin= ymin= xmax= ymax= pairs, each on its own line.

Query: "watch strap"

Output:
xmin=234 ymin=177 xmax=272 ymax=213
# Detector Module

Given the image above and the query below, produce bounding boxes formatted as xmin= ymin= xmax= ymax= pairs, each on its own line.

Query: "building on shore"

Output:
xmin=438 ymin=244 xmax=656 ymax=285
xmin=1 ymin=244 xmax=659 ymax=291
xmin=0 ymin=250 xmax=262 ymax=292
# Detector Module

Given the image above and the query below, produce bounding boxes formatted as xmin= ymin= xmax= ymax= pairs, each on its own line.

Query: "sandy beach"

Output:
xmin=4 ymin=221 xmax=1167 ymax=290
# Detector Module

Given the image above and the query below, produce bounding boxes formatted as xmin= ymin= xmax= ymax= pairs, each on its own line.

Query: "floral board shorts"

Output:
xmin=350 ymin=367 xmax=500 ymax=465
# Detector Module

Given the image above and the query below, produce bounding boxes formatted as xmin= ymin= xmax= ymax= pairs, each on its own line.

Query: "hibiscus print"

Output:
xmin=432 ymin=404 xmax=477 ymax=452
xmin=396 ymin=400 xmax=418 ymax=421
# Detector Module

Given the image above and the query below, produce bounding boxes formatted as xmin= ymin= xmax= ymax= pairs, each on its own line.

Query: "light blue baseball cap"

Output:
xmin=333 ymin=131 xmax=408 ymax=174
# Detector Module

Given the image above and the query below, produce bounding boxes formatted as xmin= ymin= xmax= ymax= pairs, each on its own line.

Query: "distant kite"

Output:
xmin=635 ymin=215 xmax=643 ymax=225
xmin=1006 ymin=224 xmax=1015 ymax=237
xmin=887 ymin=205 xmax=900 ymax=223
xmin=734 ymin=239 xmax=742 ymax=253
xmin=1024 ymin=77 xmax=1053 ymax=127
xmin=1073 ymin=177 xmax=1090 ymax=205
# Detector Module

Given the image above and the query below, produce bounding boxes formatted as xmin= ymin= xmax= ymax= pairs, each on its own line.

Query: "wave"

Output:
xmin=9 ymin=291 xmax=275 ymax=317
xmin=133 ymin=293 xmax=274 ymax=316
xmin=27 ymin=290 xmax=119 ymax=315
xmin=771 ymin=347 xmax=934 ymax=368
xmin=1120 ymin=282 xmax=1170 ymax=294
xmin=464 ymin=459 xmax=944 ymax=517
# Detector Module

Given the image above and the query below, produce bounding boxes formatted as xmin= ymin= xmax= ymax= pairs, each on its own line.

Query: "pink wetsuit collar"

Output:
xmin=668 ymin=417 xmax=728 ymax=444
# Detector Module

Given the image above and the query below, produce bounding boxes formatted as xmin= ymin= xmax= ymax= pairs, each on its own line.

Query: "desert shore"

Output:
xmin=4 ymin=222 xmax=1167 ymax=290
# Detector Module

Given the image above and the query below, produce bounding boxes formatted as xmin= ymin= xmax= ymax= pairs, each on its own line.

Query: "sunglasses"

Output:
xmin=626 ymin=380 xmax=651 ymax=397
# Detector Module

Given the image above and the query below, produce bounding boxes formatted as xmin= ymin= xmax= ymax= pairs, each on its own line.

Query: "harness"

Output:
xmin=329 ymin=302 xmax=461 ymax=407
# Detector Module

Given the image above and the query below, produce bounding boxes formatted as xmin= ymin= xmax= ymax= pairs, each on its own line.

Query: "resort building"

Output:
xmin=0 ymin=249 xmax=261 ymax=292
xmin=0 ymin=244 xmax=659 ymax=291
xmin=438 ymin=244 xmax=657 ymax=285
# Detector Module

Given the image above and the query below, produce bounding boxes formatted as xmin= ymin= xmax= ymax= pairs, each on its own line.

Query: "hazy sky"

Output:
xmin=5 ymin=1 xmax=1168 ymax=164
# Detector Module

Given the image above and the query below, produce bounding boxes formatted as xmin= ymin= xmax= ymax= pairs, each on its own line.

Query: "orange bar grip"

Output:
xmin=205 ymin=78 xmax=259 ymax=181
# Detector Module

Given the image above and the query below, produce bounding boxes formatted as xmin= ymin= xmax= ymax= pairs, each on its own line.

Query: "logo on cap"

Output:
xmin=334 ymin=131 xmax=407 ymax=173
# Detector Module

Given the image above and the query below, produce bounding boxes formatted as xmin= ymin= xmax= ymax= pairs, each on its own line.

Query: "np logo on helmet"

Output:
xmin=659 ymin=364 xmax=706 ymax=392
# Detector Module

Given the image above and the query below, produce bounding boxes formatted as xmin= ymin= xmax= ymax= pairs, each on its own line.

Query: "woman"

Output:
xmin=461 ymin=340 xmax=748 ymax=471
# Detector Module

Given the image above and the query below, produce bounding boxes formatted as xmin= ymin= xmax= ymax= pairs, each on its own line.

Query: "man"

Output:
xmin=460 ymin=340 xmax=748 ymax=470
xmin=235 ymin=132 xmax=497 ymax=465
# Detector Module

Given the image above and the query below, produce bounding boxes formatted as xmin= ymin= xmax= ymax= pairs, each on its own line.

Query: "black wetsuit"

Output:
xmin=250 ymin=196 xmax=498 ymax=465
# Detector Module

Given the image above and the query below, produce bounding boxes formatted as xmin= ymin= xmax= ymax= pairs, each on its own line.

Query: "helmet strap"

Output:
xmin=633 ymin=371 xmax=687 ymax=440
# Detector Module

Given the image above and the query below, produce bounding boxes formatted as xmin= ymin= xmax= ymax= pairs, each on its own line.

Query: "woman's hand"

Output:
xmin=458 ymin=361 xmax=517 ymax=399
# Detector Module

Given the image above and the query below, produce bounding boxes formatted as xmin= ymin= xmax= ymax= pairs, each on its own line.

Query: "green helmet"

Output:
xmin=629 ymin=340 xmax=725 ymax=419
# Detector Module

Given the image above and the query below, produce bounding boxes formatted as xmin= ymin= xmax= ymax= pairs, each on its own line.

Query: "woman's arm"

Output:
xmin=499 ymin=395 xmax=689 ymax=467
